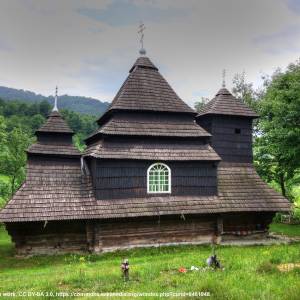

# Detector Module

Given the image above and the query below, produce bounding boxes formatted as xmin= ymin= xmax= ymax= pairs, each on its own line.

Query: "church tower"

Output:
xmin=196 ymin=87 xmax=258 ymax=163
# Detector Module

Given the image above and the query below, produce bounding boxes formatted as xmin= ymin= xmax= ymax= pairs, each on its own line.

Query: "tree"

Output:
xmin=0 ymin=127 xmax=33 ymax=195
xmin=194 ymin=97 xmax=210 ymax=113
xmin=30 ymin=114 xmax=45 ymax=132
xmin=39 ymin=100 xmax=51 ymax=117
xmin=232 ymin=72 xmax=260 ymax=112
xmin=255 ymin=61 xmax=300 ymax=199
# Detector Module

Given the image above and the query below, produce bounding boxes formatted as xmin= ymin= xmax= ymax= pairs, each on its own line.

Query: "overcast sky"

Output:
xmin=0 ymin=0 xmax=300 ymax=107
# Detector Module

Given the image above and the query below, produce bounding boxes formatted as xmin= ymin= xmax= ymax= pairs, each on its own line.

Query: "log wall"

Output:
xmin=221 ymin=212 xmax=275 ymax=241
xmin=198 ymin=115 xmax=253 ymax=163
xmin=94 ymin=215 xmax=217 ymax=252
xmin=5 ymin=221 xmax=88 ymax=255
xmin=4 ymin=212 xmax=275 ymax=255
xmin=92 ymin=160 xmax=218 ymax=200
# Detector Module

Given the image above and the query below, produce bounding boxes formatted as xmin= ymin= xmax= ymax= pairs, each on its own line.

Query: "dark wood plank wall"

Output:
xmin=92 ymin=160 xmax=218 ymax=200
xmin=5 ymin=213 xmax=275 ymax=255
xmin=95 ymin=215 xmax=216 ymax=252
xmin=6 ymin=221 xmax=88 ymax=255
xmin=198 ymin=116 xmax=253 ymax=163
xmin=36 ymin=132 xmax=73 ymax=144
xmin=222 ymin=212 xmax=274 ymax=232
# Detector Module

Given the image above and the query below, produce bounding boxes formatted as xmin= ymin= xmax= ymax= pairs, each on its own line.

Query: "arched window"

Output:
xmin=147 ymin=163 xmax=171 ymax=194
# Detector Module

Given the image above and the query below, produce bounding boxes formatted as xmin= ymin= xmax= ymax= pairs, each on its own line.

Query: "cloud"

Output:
xmin=286 ymin=0 xmax=300 ymax=14
xmin=77 ymin=0 xmax=186 ymax=27
xmin=0 ymin=39 xmax=12 ymax=52
xmin=254 ymin=25 xmax=300 ymax=55
xmin=0 ymin=0 xmax=300 ymax=107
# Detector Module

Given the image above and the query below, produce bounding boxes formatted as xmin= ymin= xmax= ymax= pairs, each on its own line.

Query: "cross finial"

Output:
xmin=222 ymin=69 xmax=226 ymax=88
xmin=53 ymin=86 xmax=58 ymax=111
xmin=138 ymin=21 xmax=146 ymax=55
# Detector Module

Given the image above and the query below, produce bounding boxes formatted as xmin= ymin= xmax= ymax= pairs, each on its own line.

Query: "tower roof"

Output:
xmin=197 ymin=87 xmax=259 ymax=118
xmin=36 ymin=110 xmax=74 ymax=134
xmin=98 ymin=56 xmax=195 ymax=123
xmin=28 ymin=110 xmax=80 ymax=157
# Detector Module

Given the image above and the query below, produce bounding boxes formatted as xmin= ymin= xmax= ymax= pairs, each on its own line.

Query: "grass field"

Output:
xmin=270 ymin=223 xmax=300 ymax=237
xmin=0 ymin=225 xmax=299 ymax=299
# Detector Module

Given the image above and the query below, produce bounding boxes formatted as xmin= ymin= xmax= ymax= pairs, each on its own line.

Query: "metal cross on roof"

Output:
xmin=138 ymin=22 xmax=146 ymax=55
xmin=53 ymin=86 xmax=58 ymax=111
xmin=222 ymin=69 xmax=226 ymax=88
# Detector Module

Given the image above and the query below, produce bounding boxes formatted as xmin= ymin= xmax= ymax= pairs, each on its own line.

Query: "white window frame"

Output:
xmin=147 ymin=162 xmax=171 ymax=194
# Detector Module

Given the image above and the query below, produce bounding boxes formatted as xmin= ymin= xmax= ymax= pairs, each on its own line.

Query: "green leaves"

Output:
xmin=254 ymin=61 xmax=300 ymax=200
xmin=0 ymin=126 xmax=33 ymax=195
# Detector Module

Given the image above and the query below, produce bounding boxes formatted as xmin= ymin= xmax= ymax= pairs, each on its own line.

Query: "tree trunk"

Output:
xmin=279 ymin=173 xmax=286 ymax=197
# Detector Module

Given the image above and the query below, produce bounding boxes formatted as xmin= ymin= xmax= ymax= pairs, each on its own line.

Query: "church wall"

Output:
xmin=221 ymin=212 xmax=275 ymax=241
xmin=4 ymin=212 xmax=275 ymax=255
xmin=198 ymin=116 xmax=253 ymax=163
xmin=5 ymin=221 xmax=88 ymax=256
xmin=93 ymin=215 xmax=217 ymax=252
xmin=92 ymin=159 xmax=218 ymax=200
xmin=36 ymin=132 xmax=73 ymax=144
xmin=27 ymin=154 xmax=80 ymax=165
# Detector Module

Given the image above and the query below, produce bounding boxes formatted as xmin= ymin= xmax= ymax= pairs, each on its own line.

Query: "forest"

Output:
xmin=0 ymin=86 xmax=109 ymax=115
xmin=0 ymin=60 xmax=299 ymax=218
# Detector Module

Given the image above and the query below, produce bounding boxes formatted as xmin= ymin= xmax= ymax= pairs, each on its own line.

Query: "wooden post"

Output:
xmin=93 ymin=223 xmax=102 ymax=253
xmin=217 ymin=216 xmax=223 ymax=234
xmin=86 ymin=221 xmax=94 ymax=252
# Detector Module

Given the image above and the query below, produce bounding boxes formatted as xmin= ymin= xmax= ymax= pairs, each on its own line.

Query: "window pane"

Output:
xmin=148 ymin=164 xmax=170 ymax=193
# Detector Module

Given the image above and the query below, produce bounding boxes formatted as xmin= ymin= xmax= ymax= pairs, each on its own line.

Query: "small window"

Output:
xmin=235 ymin=128 xmax=241 ymax=134
xmin=147 ymin=163 xmax=171 ymax=194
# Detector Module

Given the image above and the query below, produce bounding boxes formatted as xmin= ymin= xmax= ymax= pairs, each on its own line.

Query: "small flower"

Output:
xmin=178 ymin=267 xmax=187 ymax=273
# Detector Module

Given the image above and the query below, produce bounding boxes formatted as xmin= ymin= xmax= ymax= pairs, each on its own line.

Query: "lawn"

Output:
xmin=0 ymin=226 xmax=299 ymax=300
xmin=270 ymin=223 xmax=300 ymax=237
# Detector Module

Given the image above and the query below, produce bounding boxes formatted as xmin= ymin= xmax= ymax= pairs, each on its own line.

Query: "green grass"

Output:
xmin=0 ymin=226 xmax=299 ymax=300
xmin=270 ymin=223 xmax=300 ymax=237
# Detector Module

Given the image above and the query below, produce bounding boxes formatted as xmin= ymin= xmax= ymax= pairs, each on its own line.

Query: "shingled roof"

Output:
xmin=197 ymin=88 xmax=259 ymax=118
xmin=27 ymin=110 xmax=81 ymax=157
xmin=84 ymin=139 xmax=221 ymax=161
xmin=0 ymin=162 xmax=289 ymax=222
xmin=98 ymin=56 xmax=195 ymax=124
xmin=218 ymin=163 xmax=290 ymax=212
xmin=27 ymin=143 xmax=81 ymax=157
xmin=0 ymin=159 xmax=94 ymax=222
xmin=37 ymin=111 xmax=74 ymax=134
xmin=86 ymin=113 xmax=211 ymax=142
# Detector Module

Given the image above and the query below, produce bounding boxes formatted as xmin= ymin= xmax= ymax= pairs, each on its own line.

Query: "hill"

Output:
xmin=0 ymin=86 xmax=110 ymax=116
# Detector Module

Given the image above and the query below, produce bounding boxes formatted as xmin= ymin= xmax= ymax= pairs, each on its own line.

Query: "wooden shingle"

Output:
xmin=197 ymin=88 xmax=259 ymax=118
xmin=98 ymin=57 xmax=195 ymax=123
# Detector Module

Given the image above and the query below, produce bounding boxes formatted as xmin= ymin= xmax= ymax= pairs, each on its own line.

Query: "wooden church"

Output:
xmin=0 ymin=53 xmax=290 ymax=255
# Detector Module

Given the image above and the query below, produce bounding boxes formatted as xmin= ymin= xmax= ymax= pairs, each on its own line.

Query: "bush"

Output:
xmin=272 ymin=213 xmax=282 ymax=223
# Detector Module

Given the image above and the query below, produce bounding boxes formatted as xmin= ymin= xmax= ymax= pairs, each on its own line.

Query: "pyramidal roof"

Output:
xmin=28 ymin=110 xmax=80 ymax=157
xmin=37 ymin=110 xmax=74 ymax=134
xmin=197 ymin=87 xmax=258 ymax=118
xmin=99 ymin=56 xmax=195 ymax=121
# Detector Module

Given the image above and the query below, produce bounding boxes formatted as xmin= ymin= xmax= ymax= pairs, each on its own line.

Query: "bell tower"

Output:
xmin=196 ymin=87 xmax=258 ymax=163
